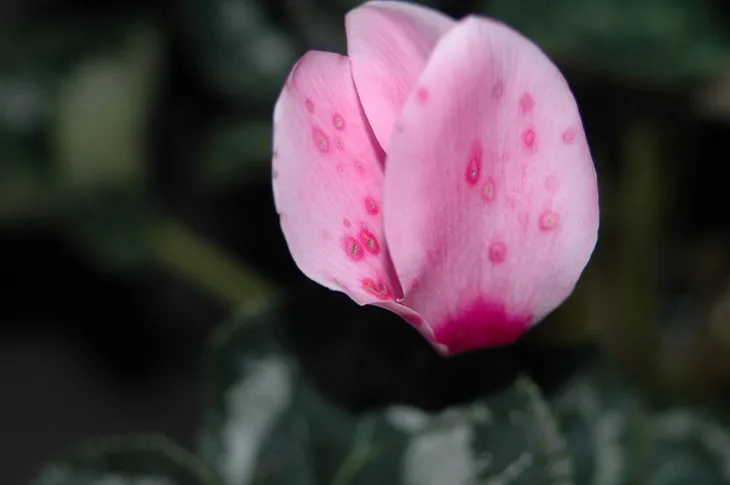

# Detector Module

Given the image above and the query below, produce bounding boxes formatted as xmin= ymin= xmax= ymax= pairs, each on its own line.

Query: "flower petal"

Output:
xmin=345 ymin=0 xmax=455 ymax=151
xmin=382 ymin=17 xmax=600 ymax=355
xmin=272 ymin=51 xmax=402 ymax=306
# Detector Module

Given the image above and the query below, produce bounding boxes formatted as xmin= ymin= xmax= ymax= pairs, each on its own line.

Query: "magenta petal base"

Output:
xmin=431 ymin=298 xmax=533 ymax=354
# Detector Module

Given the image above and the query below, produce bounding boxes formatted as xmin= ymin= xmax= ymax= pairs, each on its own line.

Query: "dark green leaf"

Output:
xmin=32 ymin=434 xmax=219 ymax=485
xmin=386 ymin=404 xmax=484 ymax=485
xmin=386 ymin=377 xmax=572 ymax=485
xmin=476 ymin=378 xmax=573 ymax=484
xmin=486 ymin=0 xmax=730 ymax=85
xmin=647 ymin=410 xmax=730 ymax=484
xmin=553 ymin=367 xmax=646 ymax=484
xmin=200 ymin=301 xmax=411 ymax=485
xmin=179 ymin=0 xmax=297 ymax=104
xmin=551 ymin=361 xmax=730 ymax=484
xmin=199 ymin=303 xmax=312 ymax=485
xmin=295 ymin=382 xmax=407 ymax=485
xmin=247 ymin=413 xmax=315 ymax=485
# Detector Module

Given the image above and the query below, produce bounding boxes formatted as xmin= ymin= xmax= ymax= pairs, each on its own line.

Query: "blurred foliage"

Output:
xmin=54 ymin=24 xmax=161 ymax=268
xmin=33 ymin=435 xmax=218 ymax=485
xmin=200 ymin=120 xmax=273 ymax=190
xmin=3 ymin=0 xmax=730 ymax=483
xmin=33 ymin=304 xmax=730 ymax=484
xmin=179 ymin=0 xmax=297 ymax=105
xmin=488 ymin=0 xmax=730 ymax=86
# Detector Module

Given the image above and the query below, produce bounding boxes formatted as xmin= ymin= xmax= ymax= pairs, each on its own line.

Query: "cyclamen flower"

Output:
xmin=272 ymin=1 xmax=599 ymax=356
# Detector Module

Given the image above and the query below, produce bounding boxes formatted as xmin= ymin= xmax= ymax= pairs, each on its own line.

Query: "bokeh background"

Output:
xmin=3 ymin=0 xmax=730 ymax=483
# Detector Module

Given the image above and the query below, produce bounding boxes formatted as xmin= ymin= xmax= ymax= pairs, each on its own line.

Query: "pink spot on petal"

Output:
xmin=562 ymin=128 xmax=575 ymax=144
xmin=416 ymin=87 xmax=429 ymax=104
xmin=488 ymin=241 xmax=507 ymax=263
xmin=523 ymin=128 xmax=536 ymax=153
xmin=336 ymin=163 xmax=345 ymax=175
xmin=313 ymin=128 xmax=330 ymax=153
xmin=539 ymin=210 xmax=560 ymax=231
xmin=465 ymin=142 xmax=482 ymax=185
xmin=342 ymin=236 xmax=364 ymax=261
xmin=335 ymin=137 xmax=344 ymax=150
xmin=361 ymin=277 xmax=392 ymax=300
xmin=305 ymin=98 xmax=315 ymax=113
xmin=492 ymin=81 xmax=504 ymax=99
xmin=481 ymin=177 xmax=497 ymax=202
xmin=358 ymin=228 xmax=380 ymax=255
xmin=519 ymin=92 xmax=535 ymax=114
xmin=354 ymin=160 xmax=366 ymax=174
xmin=364 ymin=196 xmax=380 ymax=215
xmin=433 ymin=298 xmax=533 ymax=353
xmin=342 ymin=218 xmax=351 ymax=228
xmin=332 ymin=113 xmax=345 ymax=130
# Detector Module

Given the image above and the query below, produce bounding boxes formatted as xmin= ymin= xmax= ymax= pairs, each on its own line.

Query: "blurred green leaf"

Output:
xmin=54 ymin=24 xmax=163 ymax=269
xmin=552 ymin=361 xmax=730 ymax=484
xmin=200 ymin=120 xmax=272 ymax=190
xmin=295 ymin=385 xmax=407 ymax=485
xmin=647 ymin=410 xmax=730 ymax=484
xmin=200 ymin=300 xmax=590 ymax=485
xmin=0 ymin=20 xmax=132 ymax=220
xmin=199 ymin=301 xmax=408 ymax=485
xmin=477 ymin=378 xmax=573 ymax=484
xmin=179 ymin=0 xmax=297 ymax=104
xmin=553 ymin=364 xmax=649 ymax=484
xmin=0 ymin=21 xmax=132 ymax=83
xmin=199 ymin=303 xmax=313 ymax=485
xmin=386 ymin=405 xmax=485 ymax=485
xmin=387 ymin=378 xmax=573 ymax=485
xmin=32 ymin=434 xmax=219 ymax=485
xmin=55 ymin=24 xmax=162 ymax=188
xmin=487 ymin=0 xmax=730 ymax=85
xmin=33 ymin=300 xmax=730 ymax=485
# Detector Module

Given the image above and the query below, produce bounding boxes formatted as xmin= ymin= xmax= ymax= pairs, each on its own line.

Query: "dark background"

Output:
xmin=3 ymin=0 xmax=730 ymax=483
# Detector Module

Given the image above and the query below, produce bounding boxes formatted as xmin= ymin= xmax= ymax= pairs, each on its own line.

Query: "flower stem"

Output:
xmin=150 ymin=217 xmax=276 ymax=308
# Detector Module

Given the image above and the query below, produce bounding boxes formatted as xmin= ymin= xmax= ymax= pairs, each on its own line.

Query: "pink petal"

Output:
xmin=382 ymin=17 xmax=600 ymax=356
xmin=272 ymin=50 xmax=405 ymax=307
xmin=345 ymin=0 xmax=455 ymax=152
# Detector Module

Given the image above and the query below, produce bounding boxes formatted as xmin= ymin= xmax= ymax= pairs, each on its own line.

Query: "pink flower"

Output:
xmin=272 ymin=1 xmax=599 ymax=356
